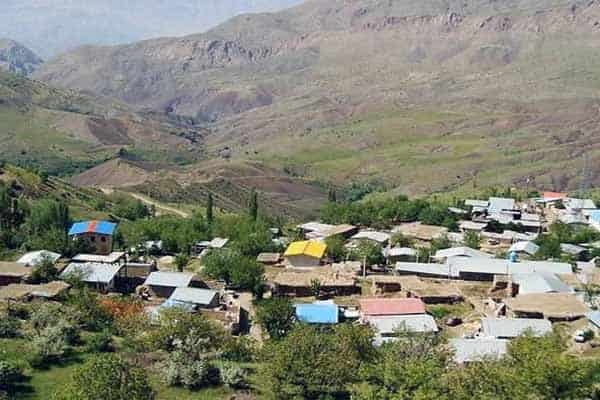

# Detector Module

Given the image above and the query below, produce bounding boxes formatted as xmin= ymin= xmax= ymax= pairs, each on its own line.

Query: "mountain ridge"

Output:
xmin=0 ymin=38 xmax=43 ymax=75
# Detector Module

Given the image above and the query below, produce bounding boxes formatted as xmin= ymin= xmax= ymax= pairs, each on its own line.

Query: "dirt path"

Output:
xmin=128 ymin=193 xmax=190 ymax=218
xmin=100 ymin=188 xmax=190 ymax=218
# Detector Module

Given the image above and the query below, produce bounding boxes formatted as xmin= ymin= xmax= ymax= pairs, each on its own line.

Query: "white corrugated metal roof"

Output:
xmin=366 ymin=314 xmax=438 ymax=335
xmin=17 ymin=250 xmax=61 ymax=266
xmin=448 ymin=257 xmax=573 ymax=276
xmin=488 ymin=197 xmax=516 ymax=214
xmin=395 ymin=262 xmax=452 ymax=277
xmin=465 ymin=199 xmax=490 ymax=208
xmin=352 ymin=231 xmax=390 ymax=244
xmin=450 ymin=338 xmax=508 ymax=363
xmin=144 ymin=271 xmax=194 ymax=288
xmin=388 ymin=247 xmax=417 ymax=257
xmin=560 ymin=243 xmax=587 ymax=255
xmin=509 ymin=241 xmax=539 ymax=255
xmin=512 ymin=273 xmax=573 ymax=295
xmin=480 ymin=318 xmax=552 ymax=338
xmin=433 ymin=247 xmax=492 ymax=260
xmin=61 ymin=263 xmax=122 ymax=284
xmin=169 ymin=287 xmax=218 ymax=306
xmin=72 ymin=252 xmax=125 ymax=264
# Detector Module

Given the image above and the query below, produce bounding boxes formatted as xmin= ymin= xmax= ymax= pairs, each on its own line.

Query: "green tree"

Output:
xmin=255 ymin=298 xmax=296 ymax=340
xmin=391 ymin=233 xmax=414 ymax=248
xmin=28 ymin=256 xmax=59 ymax=284
xmin=203 ymin=249 xmax=264 ymax=295
xmin=174 ymin=253 xmax=190 ymax=272
xmin=259 ymin=324 xmax=375 ymax=399
xmin=206 ymin=193 xmax=214 ymax=225
xmin=249 ymin=189 xmax=258 ymax=221
xmin=463 ymin=231 xmax=481 ymax=250
xmin=328 ymin=188 xmax=337 ymax=203
xmin=349 ymin=240 xmax=385 ymax=267
xmin=57 ymin=354 xmax=154 ymax=400
xmin=325 ymin=235 xmax=346 ymax=262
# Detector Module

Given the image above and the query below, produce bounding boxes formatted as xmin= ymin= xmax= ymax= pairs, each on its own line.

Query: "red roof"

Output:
xmin=359 ymin=298 xmax=426 ymax=316
xmin=543 ymin=192 xmax=567 ymax=200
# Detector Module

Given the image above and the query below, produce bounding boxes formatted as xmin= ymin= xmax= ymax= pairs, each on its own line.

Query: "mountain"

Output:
xmin=0 ymin=0 xmax=303 ymax=59
xmin=34 ymin=0 xmax=600 ymax=194
xmin=0 ymin=69 xmax=204 ymax=176
xmin=0 ymin=38 xmax=42 ymax=75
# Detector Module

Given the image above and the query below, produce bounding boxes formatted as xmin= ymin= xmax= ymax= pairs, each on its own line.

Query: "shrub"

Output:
xmin=86 ymin=330 xmax=113 ymax=353
xmin=160 ymin=332 xmax=218 ymax=389
xmin=220 ymin=364 xmax=248 ymax=389
xmin=222 ymin=336 xmax=257 ymax=362
xmin=0 ymin=360 xmax=24 ymax=389
xmin=0 ymin=314 xmax=20 ymax=338
xmin=29 ymin=325 xmax=70 ymax=368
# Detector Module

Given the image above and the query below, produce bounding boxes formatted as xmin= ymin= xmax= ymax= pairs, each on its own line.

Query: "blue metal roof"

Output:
xmin=295 ymin=303 xmax=339 ymax=324
xmin=591 ymin=210 xmax=600 ymax=223
xmin=69 ymin=220 xmax=117 ymax=236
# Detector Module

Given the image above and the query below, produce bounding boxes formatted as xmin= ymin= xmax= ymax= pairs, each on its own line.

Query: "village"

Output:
xmin=3 ymin=188 xmax=600 ymax=375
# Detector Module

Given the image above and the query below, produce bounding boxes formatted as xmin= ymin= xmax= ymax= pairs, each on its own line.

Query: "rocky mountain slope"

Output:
xmin=34 ymin=0 xmax=600 ymax=194
xmin=0 ymin=70 xmax=204 ymax=176
xmin=0 ymin=0 xmax=303 ymax=58
xmin=0 ymin=39 xmax=42 ymax=75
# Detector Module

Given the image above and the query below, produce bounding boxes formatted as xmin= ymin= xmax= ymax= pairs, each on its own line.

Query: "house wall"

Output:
xmin=0 ymin=275 xmax=24 ymax=286
xmin=149 ymin=285 xmax=177 ymax=298
xmin=285 ymin=255 xmax=321 ymax=268
xmin=75 ymin=233 xmax=113 ymax=255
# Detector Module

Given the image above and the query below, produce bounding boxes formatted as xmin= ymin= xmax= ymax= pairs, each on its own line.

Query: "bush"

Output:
xmin=0 ymin=360 xmax=24 ymax=389
xmin=0 ymin=314 xmax=20 ymax=338
xmin=222 ymin=336 xmax=257 ymax=362
xmin=29 ymin=325 xmax=70 ymax=368
xmin=86 ymin=330 xmax=113 ymax=353
xmin=220 ymin=364 xmax=248 ymax=389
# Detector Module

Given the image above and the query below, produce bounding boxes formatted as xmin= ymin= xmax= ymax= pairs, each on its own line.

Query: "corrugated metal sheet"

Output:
xmin=295 ymin=302 xmax=339 ymax=324
xmin=169 ymin=287 xmax=218 ymax=306
xmin=144 ymin=271 xmax=194 ymax=288
xmin=69 ymin=220 xmax=117 ymax=236
xmin=367 ymin=314 xmax=438 ymax=334
xmin=450 ymin=338 xmax=508 ymax=363
xmin=284 ymin=240 xmax=326 ymax=258
xmin=512 ymin=273 xmax=573 ymax=295
xmin=60 ymin=262 xmax=121 ymax=284
xmin=480 ymin=318 xmax=552 ymax=338
xmin=17 ymin=250 xmax=61 ymax=266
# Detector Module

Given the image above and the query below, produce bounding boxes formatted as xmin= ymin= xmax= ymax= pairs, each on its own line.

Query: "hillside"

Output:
xmin=0 ymin=38 xmax=42 ymax=75
xmin=0 ymin=0 xmax=303 ymax=58
xmin=34 ymin=0 xmax=600 ymax=194
xmin=0 ymin=70 xmax=204 ymax=176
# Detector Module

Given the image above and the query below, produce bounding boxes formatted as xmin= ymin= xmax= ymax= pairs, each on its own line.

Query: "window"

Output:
xmin=90 ymin=236 xmax=96 ymax=242
xmin=101 ymin=236 xmax=106 ymax=243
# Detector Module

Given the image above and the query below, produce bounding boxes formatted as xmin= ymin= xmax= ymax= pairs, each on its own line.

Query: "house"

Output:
xmin=488 ymin=197 xmax=516 ymax=215
xmin=509 ymin=241 xmax=539 ymax=257
xmin=283 ymin=240 xmax=327 ymax=268
xmin=480 ymin=318 xmax=552 ymax=339
xmin=386 ymin=247 xmax=417 ymax=263
xmin=359 ymin=298 xmax=437 ymax=343
xmin=450 ymin=338 xmax=508 ymax=364
xmin=395 ymin=262 xmax=451 ymax=279
xmin=257 ymin=253 xmax=281 ymax=265
xmin=194 ymin=237 xmax=229 ymax=255
xmin=0 ymin=281 xmax=70 ymax=301
xmin=447 ymin=258 xmax=573 ymax=281
xmin=71 ymin=252 xmax=126 ymax=265
xmin=17 ymin=250 xmax=61 ymax=267
xmin=350 ymin=231 xmax=391 ymax=246
xmin=432 ymin=247 xmax=492 ymax=263
xmin=143 ymin=271 xmax=195 ymax=298
xmin=168 ymin=287 xmax=220 ymax=309
xmin=60 ymin=262 xmax=123 ymax=292
xmin=271 ymin=270 xmax=358 ymax=297
xmin=392 ymin=223 xmax=448 ymax=243
xmin=504 ymin=293 xmax=587 ymax=321
xmin=397 ymin=275 xmax=463 ymax=304
xmin=511 ymin=273 xmax=573 ymax=295
xmin=459 ymin=221 xmax=488 ymax=233
xmin=0 ymin=262 xmax=31 ymax=286
xmin=560 ymin=243 xmax=589 ymax=259
xmin=295 ymin=301 xmax=339 ymax=324
xmin=297 ymin=222 xmax=358 ymax=240
xmin=68 ymin=220 xmax=117 ymax=255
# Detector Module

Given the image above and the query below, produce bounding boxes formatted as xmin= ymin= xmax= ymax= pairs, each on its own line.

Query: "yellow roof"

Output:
xmin=284 ymin=240 xmax=327 ymax=259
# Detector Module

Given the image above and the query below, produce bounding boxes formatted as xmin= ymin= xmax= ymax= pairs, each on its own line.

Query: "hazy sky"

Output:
xmin=0 ymin=0 xmax=303 ymax=58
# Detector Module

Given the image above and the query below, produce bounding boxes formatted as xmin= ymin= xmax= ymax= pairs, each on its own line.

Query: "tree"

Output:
xmin=431 ymin=235 xmax=452 ymax=252
xmin=310 ymin=279 xmax=322 ymax=298
xmin=328 ymin=188 xmax=337 ymax=203
xmin=255 ymin=298 xmax=296 ymax=340
xmin=391 ymin=233 xmax=413 ymax=248
xmin=203 ymin=249 xmax=264 ymax=295
xmin=28 ymin=256 xmax=59 ymax=284
xmin=206 ymin=193 xmax=214 ymax=225
xmin=325 ymin=235 xmax=346 ymax=262
xmin=57 ymin=354 xmax=154 ymax=400
xmin=463 ymin=231 xmax=481 ymax=250
xmin=259 ymin=324 xmax=376 ymax=399
xmin=0 ymin=360 xmax=24 ymax=391
xmin=174 ymin=253 xmax=190 ymax=272
xmin=249 ymin=189 xmax=258 ymax=221
xmin=349 ymin=240 xmax=385 ymax=267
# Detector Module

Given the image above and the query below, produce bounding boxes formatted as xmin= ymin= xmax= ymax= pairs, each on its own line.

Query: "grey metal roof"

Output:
xmin=352 ymin=231 xmax=391 ymax=244
xmin=61 ymin=262 xmax=122 ymax=284
xmin=509 ymin=241 xmax=539 ymax=255
xmin=433 ymin=247 xmax=492 ymax=260
xmin=512 ymin=273 xmax=573 ymax=295
xmin=17 ymin=250 xmax=61 ymax=266
xmin=488 ymin=197 xmax=516 ymax=214
xmin=480 ymin=318 xmax=552 ymax=338
xmin=395 ymin=262 xmax=451 ymax=277
xmin=169 ymin=287 xmax=218 ymax=306
xmin=450 ymin=338 xmax=508 ymax=363
xmin=566 ymin=198 xmax=597 ymax=210
xmin=560 ymin=243 xmax=587 ymax=255
xmin=465 ymin=199 xmax=490 ymax=208
xmin=388 ymin=247 xmax=417 ymax=257
xmin=587 ymin=311 xmax=600 ymax=328
xmin=366 ymin=314 xmax=438 ymax=335
xmin=448 ymin=257 xmax=573 ymax=276
xmin=144 ymin=271 xmax=194 ymax=288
